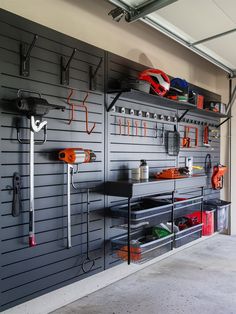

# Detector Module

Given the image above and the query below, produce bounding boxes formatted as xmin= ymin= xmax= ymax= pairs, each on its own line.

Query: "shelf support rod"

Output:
xmin=216 ymin=116 xmax=231 ymax=128
xmin=177 ymin=109 xmax=189 ymax=122
xmin=128 ymin=197 xmax=131 ymax=265
xmin=107 ymin=91 xmax=123 ymax=112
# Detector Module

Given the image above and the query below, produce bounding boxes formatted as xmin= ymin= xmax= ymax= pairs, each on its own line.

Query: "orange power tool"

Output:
xmin=59 ymin=148 xmax=96 ymax=164
xmin=211 ymin=164 xmax=227 ymax=190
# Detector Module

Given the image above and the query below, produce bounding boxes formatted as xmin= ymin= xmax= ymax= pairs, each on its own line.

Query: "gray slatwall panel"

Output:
xmin=0 ymin=10 xmax=105 ymax=311
xmin=0 ymin=9 xmax=223 ymax=311
xmin=105 ymin=52 xmax=221 ymax=268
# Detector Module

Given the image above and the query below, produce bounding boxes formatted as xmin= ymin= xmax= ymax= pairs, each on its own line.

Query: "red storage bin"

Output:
xmin=186 ymin=210 xmax=215 ymax=236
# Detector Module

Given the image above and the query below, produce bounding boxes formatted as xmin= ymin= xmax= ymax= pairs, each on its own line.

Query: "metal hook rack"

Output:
xmin=20 ymin=34 xmax=38 ymax=77
xmin=61 ymin=48 xmax=77 ymax=85
xmin=89 ymin=57 xmax=103 ymax=90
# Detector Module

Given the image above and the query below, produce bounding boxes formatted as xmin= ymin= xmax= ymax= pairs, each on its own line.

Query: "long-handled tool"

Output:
xmin=15 ymin=89 xmax=65 ymax=247
xmin=82 ymin=188 xmax=95 ymax=273
xmin=58 ymin=148 xmax=96 ymax=248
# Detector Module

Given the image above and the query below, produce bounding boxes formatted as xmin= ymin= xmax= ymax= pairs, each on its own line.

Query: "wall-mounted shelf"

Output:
xmin=193 ymin=108 xmax=228 ymax=119
xmin=107 ymin=89 xmax=196 ymax=113
xmin=106 ymin=89 xmax=230 ymax=124
xmin=105 ymin=175 xmax=206 ymax=198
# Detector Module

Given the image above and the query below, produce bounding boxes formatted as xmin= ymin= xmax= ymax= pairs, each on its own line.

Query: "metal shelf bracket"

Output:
xmin=89 ymin=57 xmax=103 ymax=90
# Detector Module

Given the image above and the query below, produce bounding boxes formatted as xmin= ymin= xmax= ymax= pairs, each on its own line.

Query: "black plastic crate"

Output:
xmin=174 ymin=197 xmax=202 ymax=218
xmin=111 ymin=230 xmax=173 ymax=264
xmin=110 ymin=199 xmax=173 ymax=223
xmin=174 ymin=223 xmax=203 ymax=248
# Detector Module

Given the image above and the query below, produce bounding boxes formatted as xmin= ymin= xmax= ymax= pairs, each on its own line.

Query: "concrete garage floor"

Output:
xmin=51 ymin=235 xmax=236 ymax=314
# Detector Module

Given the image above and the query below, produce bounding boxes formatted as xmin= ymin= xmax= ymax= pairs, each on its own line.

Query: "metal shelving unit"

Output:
xmin=106 ymin=175 xmax=206 ymax=264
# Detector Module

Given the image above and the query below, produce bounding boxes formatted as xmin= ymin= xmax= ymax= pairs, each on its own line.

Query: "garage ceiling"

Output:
xmin=108 ymin=0 xmax=236 ymax=76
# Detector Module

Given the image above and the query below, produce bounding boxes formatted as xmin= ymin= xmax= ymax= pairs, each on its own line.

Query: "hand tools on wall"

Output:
xmin=12 ymin=173 xmax=22 ymax=217
xmin=166 ymin=125 xmax=180 ymax=156
xmin=204 ymin=154 xmax=212 ymax=175
xmin=15 ymin=89 xmax=65 ymax=247
xmin=82 ymin=188 xmax=95 ymax=273
xmin=67 ymin=89 xmax=96 ymax=134
xmin=203 ymin=125 xmax=210 ymax=147
xmin=182 ymin=125 xmax=198 ymax=148
xmin=211 ymin=164 xmax=227 ymax=190
xmin=58 ymin=148 xmax=96 ymax=248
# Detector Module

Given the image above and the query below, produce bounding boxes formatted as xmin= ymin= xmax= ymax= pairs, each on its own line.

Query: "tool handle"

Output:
xmin=12 ymin=173 xmax=22 ymax=217
xmin=29 ymin=234 xmax=36 ymax=247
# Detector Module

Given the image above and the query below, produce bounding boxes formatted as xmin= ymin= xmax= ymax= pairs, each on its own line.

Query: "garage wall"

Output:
xmin=0 ymin=0 xmax=229 ymax=95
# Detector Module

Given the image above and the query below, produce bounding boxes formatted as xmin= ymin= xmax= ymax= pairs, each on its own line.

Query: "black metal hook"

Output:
xmin=61 ymin=48 xmax=77 ymax=85
xmin=89 ymin=57 xmax=103 ymax=90
xmin=20 ymin=34 xmax=38 ymax=77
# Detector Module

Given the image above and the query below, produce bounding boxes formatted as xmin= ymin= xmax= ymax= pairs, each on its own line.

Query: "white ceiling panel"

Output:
xmin=108 ymin=0 xmax=236 ymax=74
xmin=201 ymin=32 xmax=236 ymax=69
xmin=213 ymin=0 xmax=236 ymax=24
xmin=149 ymin=0 xmax=235 ymax=42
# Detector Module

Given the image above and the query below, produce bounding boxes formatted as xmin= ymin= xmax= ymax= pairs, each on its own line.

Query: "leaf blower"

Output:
xmin=58 ymin=148 xmax=96 ymax=248
xmin=211 ymin=164 xmax=227 ymax=190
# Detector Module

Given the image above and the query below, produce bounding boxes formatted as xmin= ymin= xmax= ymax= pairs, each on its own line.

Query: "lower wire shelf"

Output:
xmin=174 ymin=223 xmax=203 ymax=248
xmin=111 ymin=231 xmax=174 ymax=264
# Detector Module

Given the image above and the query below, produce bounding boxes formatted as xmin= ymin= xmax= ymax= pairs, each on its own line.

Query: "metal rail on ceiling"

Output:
xmin=108 ymin=0 xmax=236 ymax=77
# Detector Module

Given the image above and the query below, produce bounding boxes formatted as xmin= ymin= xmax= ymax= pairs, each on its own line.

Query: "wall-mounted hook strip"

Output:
xmin=61 ymin=48 xmax=77 ymax=85
xmin=89 ymin=57 xmax=103 ymax=90
xmin=67 ymin=89 xmax=96 ymax=134
xmin=20 ymin=34 xmax=38 ymax=77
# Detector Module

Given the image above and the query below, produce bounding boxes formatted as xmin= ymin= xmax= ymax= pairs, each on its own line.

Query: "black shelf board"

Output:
xmin=105 ymin=175 xmax=207 ymax=198
xmin=193 ymin=108 xmax=228 ymax=118
xmin=105 ymin=178 xmax=175 ymax=198
xmin=107 ymin=89 xmax=196 ymax=111
xmin=107 ymin=89 xmax=230 ymax=121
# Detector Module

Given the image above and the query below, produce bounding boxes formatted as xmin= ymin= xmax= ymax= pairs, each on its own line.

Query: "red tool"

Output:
xmin=127 ymin=119 xmax=131 ymax=136
xmin=211 ymin=164 xmax=227 ymax=190
xmin=67 ymin=89 xmax=96 ymax=134
xmin=183 ymin=126 xmax=198 ymax=148
xmin=134 ymin=120 xmax=138 ymax=136
xmin=143 ymin=122 xmax=147 ymax=137
xmin=203 ymin=125 xmax=210 ymax=147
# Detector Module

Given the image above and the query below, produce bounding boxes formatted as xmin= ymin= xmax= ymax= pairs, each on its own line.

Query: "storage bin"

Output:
xmin=111 ymin=230 xmax=173 ymax=263
xmin=187 ymin=210 xmax=215 ymax=236
xmin=204 ymin=200 xmax=230 ymax=232
xmin=174 ymin=223 xmax=202 ymax=248
xmin=110 ymin=199 xmax=173 ymax=223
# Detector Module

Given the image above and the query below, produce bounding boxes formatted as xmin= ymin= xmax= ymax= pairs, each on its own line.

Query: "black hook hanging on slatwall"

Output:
xmin=61 ymin=48 xmax=77 ymax=85
xmin=89 ymin=57 xmax=103 ymax=90
xmin=20 ymin=34 xmax=38 ymax=77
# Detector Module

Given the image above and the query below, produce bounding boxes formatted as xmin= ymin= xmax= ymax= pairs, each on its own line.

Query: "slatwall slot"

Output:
xmin=105 ymin=52 xmax=222 ymax=268
xmin=0 ymin=9 xmax=105 ymax=311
